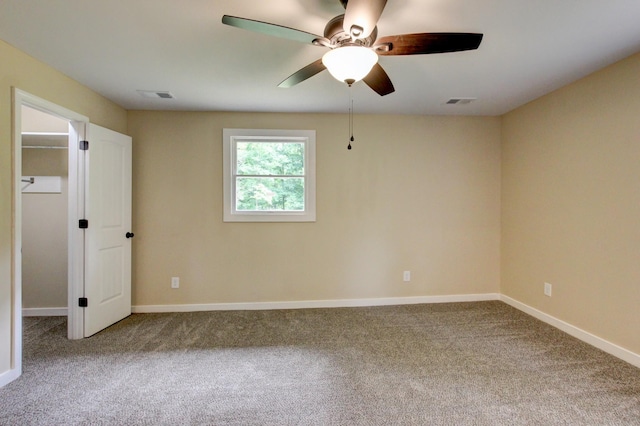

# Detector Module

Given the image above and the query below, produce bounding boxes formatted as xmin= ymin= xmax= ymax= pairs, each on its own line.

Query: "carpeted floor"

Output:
xmin=1 ymin=301 xmax=639 ymax=425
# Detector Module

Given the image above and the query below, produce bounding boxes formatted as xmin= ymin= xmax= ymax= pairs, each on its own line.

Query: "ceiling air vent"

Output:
xmin=446 ymin=98 xmax=476 ymax=105
xmin=137 ymin=90 xmax=175 ymax=99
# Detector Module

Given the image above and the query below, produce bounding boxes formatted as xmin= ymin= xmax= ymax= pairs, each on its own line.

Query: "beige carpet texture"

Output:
xmin=1 ymin=301 xmax=639 ymax=425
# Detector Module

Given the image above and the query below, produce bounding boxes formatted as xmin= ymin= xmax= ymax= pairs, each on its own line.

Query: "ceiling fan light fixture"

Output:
xmin=322 ymin=46 xmax=378 ymax=85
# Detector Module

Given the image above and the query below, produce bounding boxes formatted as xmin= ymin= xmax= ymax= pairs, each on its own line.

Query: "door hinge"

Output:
xmin=79 ymin=219 xmax=89 ymax=229
xmin=78 ymin=297 xmax=88 ymax=307
xmin=80 ymin=140 xmax=89 ymax=150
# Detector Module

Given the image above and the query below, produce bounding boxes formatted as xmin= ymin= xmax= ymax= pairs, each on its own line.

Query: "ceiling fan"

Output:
xmin=222 ymin=0 xmax=483 ymax=96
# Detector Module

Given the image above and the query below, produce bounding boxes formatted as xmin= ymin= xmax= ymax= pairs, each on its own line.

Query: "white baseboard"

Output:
xmin=0 ymin=367 xmax=21 ymax=388
xmin=501 ymin=295 xmax=640 ymax=369
xmin=22 ymin=307 xmax=68 ymax=317
xmin=132 ymin=293 xmax=501 ymax=314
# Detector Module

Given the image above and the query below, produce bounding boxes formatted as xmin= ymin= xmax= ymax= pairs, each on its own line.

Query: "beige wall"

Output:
xmin=128 ymin=112 xmax=502 ymax=306
xmin=501 ymin=52 xmax=640 ymax=354
xmin=0 ymin=39 xmax=127 ymax=378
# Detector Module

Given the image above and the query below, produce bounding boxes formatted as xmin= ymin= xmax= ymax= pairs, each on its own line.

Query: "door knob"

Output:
xmin=126 ymin=232 xmax=135 ymax=239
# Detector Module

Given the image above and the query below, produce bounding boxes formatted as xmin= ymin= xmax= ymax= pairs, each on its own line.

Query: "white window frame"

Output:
xmin=223 ymin=128 xmax=316 ymax=222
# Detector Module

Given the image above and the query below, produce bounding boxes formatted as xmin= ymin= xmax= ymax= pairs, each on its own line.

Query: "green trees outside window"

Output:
xmin=235 ymin=142 xmax=305 ymax=211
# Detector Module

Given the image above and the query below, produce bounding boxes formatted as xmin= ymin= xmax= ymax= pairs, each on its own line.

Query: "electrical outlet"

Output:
xmin=544 ymin=282 xmax=552 ymax=297
xmin=171 ymin=277 xmax=180 ymax=289
xmin=403 ymin=271 xmax=411 ymax=282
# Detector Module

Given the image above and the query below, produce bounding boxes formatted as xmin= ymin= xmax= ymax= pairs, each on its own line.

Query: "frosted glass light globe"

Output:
xmin=322 ymin=46 xmax=378 ymax=84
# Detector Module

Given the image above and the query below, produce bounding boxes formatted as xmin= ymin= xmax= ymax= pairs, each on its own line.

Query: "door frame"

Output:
xmin=12 ymin=89 xmax=89 ymax=366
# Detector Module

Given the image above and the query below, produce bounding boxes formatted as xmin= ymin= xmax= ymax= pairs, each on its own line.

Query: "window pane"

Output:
xmin=236 ymin=142 xmax=304 ymax=176
xmin=236 ymin=177 xmax=305 ymax=211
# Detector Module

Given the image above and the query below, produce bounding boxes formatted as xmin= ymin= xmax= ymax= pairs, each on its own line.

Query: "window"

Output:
xmin=223 ymin=128 xmax=316 ymax=222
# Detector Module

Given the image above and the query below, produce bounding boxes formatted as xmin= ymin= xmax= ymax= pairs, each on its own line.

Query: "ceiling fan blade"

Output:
xmin=222 ymin=15 xmax=323 ymax=45
xmin=343 ymin=0 xmax=388 ymax=40
xmin=376 ymin=33 xmax=483 ymax=56
xmin=278 ymin=59 xmax=327 ymax=88
xmin=363 ymin=63 xmax=394 ymax=96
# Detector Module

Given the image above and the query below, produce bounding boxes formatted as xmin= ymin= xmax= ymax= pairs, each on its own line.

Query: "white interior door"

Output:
xmin=84 ymin=124 xmax=132 ymax=337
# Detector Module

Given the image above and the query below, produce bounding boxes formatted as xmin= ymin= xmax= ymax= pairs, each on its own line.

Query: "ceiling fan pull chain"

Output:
xmin=348 ymin=89 xmax=354 ymax=150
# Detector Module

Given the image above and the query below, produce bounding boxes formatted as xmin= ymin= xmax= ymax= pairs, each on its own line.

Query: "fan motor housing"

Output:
xmin=324 ymin=15 xmax=377 ymax=46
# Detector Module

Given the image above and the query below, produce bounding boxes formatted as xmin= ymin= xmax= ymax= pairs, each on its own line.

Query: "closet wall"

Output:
xmin=21 ymin=106 xmax=68 ymax=310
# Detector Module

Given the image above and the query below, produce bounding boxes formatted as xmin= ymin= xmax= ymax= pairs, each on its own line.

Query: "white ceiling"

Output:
xmin=2 ymin=0 xmax=640 ymax=116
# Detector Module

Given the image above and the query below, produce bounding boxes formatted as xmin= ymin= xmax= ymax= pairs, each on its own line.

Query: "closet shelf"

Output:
xmin=22 ymin=132 xmax=68 ymax=149
xmin=21 ymin=132 xmax=69 ymax=136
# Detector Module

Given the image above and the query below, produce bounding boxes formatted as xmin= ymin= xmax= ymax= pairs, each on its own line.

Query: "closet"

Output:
xmin=21 ymin=106 xmax=69 ymax=315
